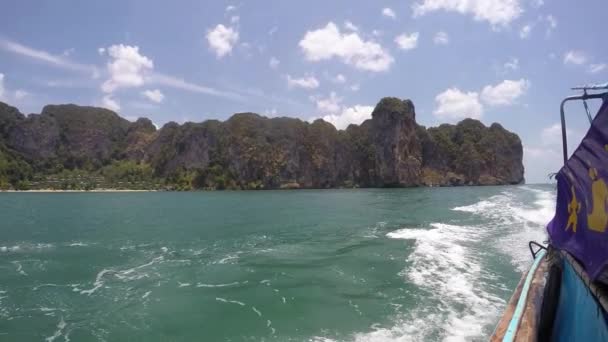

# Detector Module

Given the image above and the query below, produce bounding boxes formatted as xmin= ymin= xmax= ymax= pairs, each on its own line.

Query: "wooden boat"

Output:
xmin=492 ymin=83 xmax=608 ymax=341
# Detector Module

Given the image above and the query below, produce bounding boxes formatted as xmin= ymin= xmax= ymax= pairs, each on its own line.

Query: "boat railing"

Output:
xmin=559 ymin=83 xmax=608 ymax=164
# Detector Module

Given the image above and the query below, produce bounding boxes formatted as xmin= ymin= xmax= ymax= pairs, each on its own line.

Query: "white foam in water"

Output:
xmin=215 ymin=297 xmax=245 ymax=306
xmin=214 ymin=253 xmax=240 ymax=264
xmin=67 ymin=242 xmax=89 ymax=247
xmin=452 ymin=199 xmax=496 ymax=213
xmin=340 ymin=188 xmax=554 ymax=342
xmin=453 ymin=186 xmax=555 ymax=272
xmin=252 ymin=306 xmax=262 ymax=317
xmin=383 ymin=222 xmax=504 ymax=341
xmin=512 ymin=188 xmax=556 ymax=226
xmin=44 ymin=316 xmax=66 ymax=342
xmin=267 ymin=320 xmax=276 ymax=335
xmin=339 ymin=185 xmax=556 ymax=342
xmin=196 ymin=281 xmax=242 ymax=288
xmin=79 ymin=269 xmax=113 ymax=296
xmin=0 ymin=243 xmax=53 ymax=253
xmin=178 ymin=282 xmax=191 ymax=287
xmin=142 ymin=291 xmax=151 ymax=299
xmin=12 ymin=261 xmax=28 ymax=276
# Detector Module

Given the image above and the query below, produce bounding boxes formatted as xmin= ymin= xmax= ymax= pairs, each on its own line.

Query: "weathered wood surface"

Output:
xmin=490 ymin=258 xmax=547 ymax=342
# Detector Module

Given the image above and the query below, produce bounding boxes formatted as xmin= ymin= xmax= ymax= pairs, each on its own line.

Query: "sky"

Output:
xmin=0 ymin=0 xmax=606 ymax=183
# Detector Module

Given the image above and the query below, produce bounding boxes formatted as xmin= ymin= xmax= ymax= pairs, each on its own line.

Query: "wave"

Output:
xmin=11 ymin=261 xmax=28 ymax=276
xmin=326 ymin=187 xmax=557 ymax=342
xmin=44 ymin=317 xmax=67 ymax=342
xmin=453 ymin=186 xmax=555 ymax=272
xmin=0 ymin=243 xmax=54 ymax=253
xmin=78 ymin=269 xmax=113 ymax=296
xmin=67 ymin=242 xmax=89 ymax=247
xmin=215 ymin=297 xmax=245 ymax=306
xmin=384 ymin=222 xmax=504 ymax=341
xmin=196 ymin=281 xmax=243 ymax=288
xmin=213 ymin=253 xmax=240 ymax=265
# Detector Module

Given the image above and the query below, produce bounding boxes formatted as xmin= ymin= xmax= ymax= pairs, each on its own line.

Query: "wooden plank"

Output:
xmin=514 ymin=259 xmax=548 ymax=341
xmin=490 ymin=257 xmax=547 ymax=341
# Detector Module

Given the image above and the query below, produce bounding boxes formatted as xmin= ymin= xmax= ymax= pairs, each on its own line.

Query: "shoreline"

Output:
xmin=0 ymin=183 xmax=551 ymax=193
xmin=1 ymin=189 xmax=158 ymax=193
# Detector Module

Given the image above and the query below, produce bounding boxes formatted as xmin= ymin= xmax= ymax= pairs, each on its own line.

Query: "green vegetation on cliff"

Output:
xmin=0 ymin=97 xmax=524 ymax=190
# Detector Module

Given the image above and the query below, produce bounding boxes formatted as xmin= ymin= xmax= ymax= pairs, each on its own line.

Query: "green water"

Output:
xmin=0 ymin=185 xmax=554 ymax=341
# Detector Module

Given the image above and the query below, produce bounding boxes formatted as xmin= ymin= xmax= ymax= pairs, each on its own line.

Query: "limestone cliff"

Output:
xmin=0 ymin=98 xmax=524 ymax=190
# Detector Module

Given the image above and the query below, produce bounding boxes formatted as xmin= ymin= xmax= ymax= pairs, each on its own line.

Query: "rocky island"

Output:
xmin=0 ymin=97 xmax=524 ymax=190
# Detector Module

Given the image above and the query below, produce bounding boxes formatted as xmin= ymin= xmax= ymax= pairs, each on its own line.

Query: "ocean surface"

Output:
xmin=0 ymin=185 xmax=555 ymax=342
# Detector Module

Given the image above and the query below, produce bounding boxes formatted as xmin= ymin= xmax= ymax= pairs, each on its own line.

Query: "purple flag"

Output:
xmin=547 ymin=98 xmax=608 ymax=280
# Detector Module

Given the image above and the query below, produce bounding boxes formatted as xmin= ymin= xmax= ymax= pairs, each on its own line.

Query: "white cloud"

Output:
xmin=98 ymin=47 xmax=106 ymax=55
xmin=101 ymin=44 xmax=154 ymax=93
xmin=0 ymin=74 xmax=29 ymax=102
xmin=588 ymin=63 xmax=606 ymax=74
xmin=540 ymin=123 xmax=564 ymax=147
xmin=372 ymin=30 xmax=383 ymax=37
xmin=382 ymin=8 xmax=396 ymax=19
xmin=299 ymin=22 xmax=394 ymax=72
xmin=433 ymin=88 xmax=483 ymax=121
xmin=344 ymin=21 xmax=359 ymax=32
xmin=563 ymin=50 xmax=587 ymax=65
xmin=532 ymin=0 xmax=544 ymax=7
xmin=286 ymin=75 xmax=319 ymax=90
xmin=481 ymin=79 xmax=530 ymax=106
xmin=544 ymin=14 xmax=557 ymax=34
xmin=230 ymin=16 xmax=240 ymax=24
xmin=546 ymin=16 xmax=557 ymax=28
xmin=525 ymin=122 xmax=585 ymax=182
xmin=147 ymin=73 xmax=244 ymax=101
xmin=206 ymin=24 xmax=239 ymax=58
xmin=102 ymin=95 xmax=120 ymax=112
xmin=226 ymin=5 xmax=236 ymax=12
xmin=395 ymin=32 xmax=419 ymax=50
xmin=141 ymin=89 xmax=164 ymax=103
xmin=433 ymin=31 xmax=449 ymax=45
xmin=312 ymin=92 xmax=342 ymax=113
xmin=541 ymin=123 xmax=583 ymax=150
xmin=0 ymin=38 xmax=98 ymax=77
xmin=320 ymin=105 xmax=374 ymax=130
xmin=333 ymin=74 xmax=346 ymax=84
xmin=264 ymin=108 xmax=278 ymax=117
xmin=62 ymin=48 xmax=75 ymax=57
xmin=503 ymin=57 xmax=519 ymax=71
xmin=269 ymin=57 xmax=280 ymax=69
xmin=350 ymin=84 xmax=360 ymax=92
xmin=523 ymin=145 xmax=560 ymax=183
xmin=14 ymin=89 xmax=28 ymax=100
xmin=519 ymin=24 xmax=532 ymax=39
xmin=412 ymin=0 xmax=523 ymax=27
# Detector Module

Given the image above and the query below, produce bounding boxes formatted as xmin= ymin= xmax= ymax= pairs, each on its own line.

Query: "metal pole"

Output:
xmin=560 ymin=98 xmax=569 ymax=164
xmin=559 ymin=93 xmax=606 ymax=164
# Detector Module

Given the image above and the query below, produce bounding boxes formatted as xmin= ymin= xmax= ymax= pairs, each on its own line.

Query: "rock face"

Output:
xmin=371 ymin=98 xmax=422 ymax=187
xmin=0 ymin=97 xmax=525 ymax=189
xmin=417 ymin=119 xmax=524 ymax=186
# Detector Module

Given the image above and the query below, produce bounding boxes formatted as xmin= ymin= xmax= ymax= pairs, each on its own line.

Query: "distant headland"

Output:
xmin=0 ymin=97 xmax=523 ymax=191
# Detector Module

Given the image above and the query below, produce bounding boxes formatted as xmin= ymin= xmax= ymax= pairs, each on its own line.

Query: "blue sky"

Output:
xmin=0 ymin=0 xmax=606 ymax=183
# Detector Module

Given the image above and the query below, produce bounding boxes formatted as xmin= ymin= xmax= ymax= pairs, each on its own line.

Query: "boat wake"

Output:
xmin=345 ymin=185 xmax=557 ymax=342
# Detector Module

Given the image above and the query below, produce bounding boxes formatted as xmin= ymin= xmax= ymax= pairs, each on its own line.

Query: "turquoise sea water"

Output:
xmin=0 ymin=185 xmax=555 ymax=341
